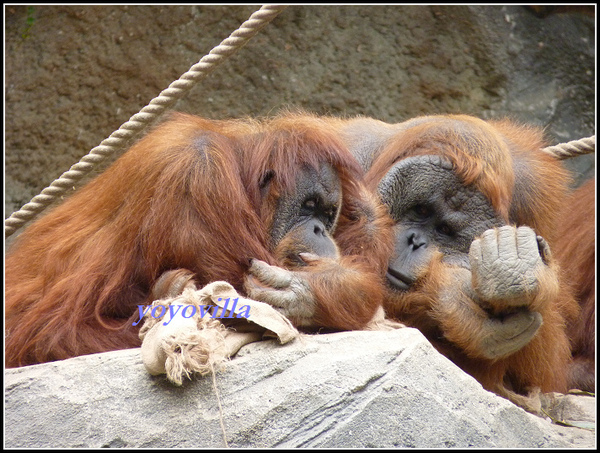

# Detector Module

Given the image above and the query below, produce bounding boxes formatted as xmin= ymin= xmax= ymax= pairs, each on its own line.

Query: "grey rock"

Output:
xmin=5 ymin=6 xmax=594 ymax=222
xmin=5 ymin=328 xmax=594 ymax=448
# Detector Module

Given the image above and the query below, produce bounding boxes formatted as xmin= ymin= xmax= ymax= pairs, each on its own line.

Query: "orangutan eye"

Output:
xmin=324 ymin=205 xmax=338 ymax=229
xmin=437 ymin=223 xmax=454 ymax=236
xmin=303 ymin=199 xmax=317 ymax=211
xmin=413 ymin=204 xmax=431 ymax=218
xmin=326 ymin=206 xmax=337 ymax=220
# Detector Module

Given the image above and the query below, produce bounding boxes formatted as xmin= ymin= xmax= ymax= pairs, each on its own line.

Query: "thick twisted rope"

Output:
xmin=5 ymin=5 xmax=288 ymax=239
xmin=542 ymin=135 xmax=595 ymax=160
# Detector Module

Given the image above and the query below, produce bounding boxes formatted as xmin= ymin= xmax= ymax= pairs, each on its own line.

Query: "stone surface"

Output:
xmin=5 ymin=328 xmax=595 ymax=448
xmin=4 ymin=5 xmax=595 ymax=224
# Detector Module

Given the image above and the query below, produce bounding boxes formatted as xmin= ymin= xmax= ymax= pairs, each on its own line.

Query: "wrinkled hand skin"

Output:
xmin=436 ymin=226 xmax=552 ymax=360
xmin=244 ymin=258 xmax=316 ymax=327
xmin=470 ymin=225 xmax=550 ymax=309
xmin=436 ymin=269 xmax=544 ymax=360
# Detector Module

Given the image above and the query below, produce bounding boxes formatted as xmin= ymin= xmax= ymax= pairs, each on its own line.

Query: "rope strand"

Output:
xmin=5 ymin=5 xmax=287 ymax=239
xmin=541 ymin=135 xmax=595 ymax=160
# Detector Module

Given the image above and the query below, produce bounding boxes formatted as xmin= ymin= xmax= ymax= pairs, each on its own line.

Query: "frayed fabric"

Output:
xmin=139 ymin=281 xmax=298 ymax=385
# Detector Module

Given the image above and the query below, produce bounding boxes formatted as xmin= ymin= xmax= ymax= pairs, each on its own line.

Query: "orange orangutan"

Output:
xmin=554 ymin=178 xmax=596 ymax=392
xmin=5 ymin=112 xmax=393 ymax=368
xmin=332 ymin=114 xmax=580 ymax=410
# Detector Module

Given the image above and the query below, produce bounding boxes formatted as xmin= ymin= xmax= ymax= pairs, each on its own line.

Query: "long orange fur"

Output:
xmin=5 ymin=112 xmax=393 ymax=367
xmin=341 ymin=114 xmax=580 ymax=396
xmin=553 ymin=178 xmax=596 ymax=392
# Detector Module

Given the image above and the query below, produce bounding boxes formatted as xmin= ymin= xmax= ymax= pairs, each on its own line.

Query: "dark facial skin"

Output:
xmin=268 ymin=164 xmax=342 ymax=267
xmin=378 ymin=155 xmax=504 ymax=290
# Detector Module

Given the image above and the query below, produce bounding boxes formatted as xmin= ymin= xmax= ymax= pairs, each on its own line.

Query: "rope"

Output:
xmin=5 ymin=4 xmax=288 ymax=239
xmin=541 ymin=135 xmax=595 ymax=160
xmin=210 ymin=360 xmax=229 ymax=448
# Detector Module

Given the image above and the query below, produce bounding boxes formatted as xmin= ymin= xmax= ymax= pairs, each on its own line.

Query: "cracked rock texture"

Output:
xmin=5 ymin=329 xmax=595 ymax=448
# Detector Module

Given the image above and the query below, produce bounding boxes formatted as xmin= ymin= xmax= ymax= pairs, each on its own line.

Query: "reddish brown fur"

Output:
xmin=367 ymin=115 xmax=516 ymax=221
xmin=5 ymin=112 xmax=393 ymax=368
xmin=553 ymin=178 xmax=596 ymax=392
xmin=354 ymin=114 xmax=580 ymax=396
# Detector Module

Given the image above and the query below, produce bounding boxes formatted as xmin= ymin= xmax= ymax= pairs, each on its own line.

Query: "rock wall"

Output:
xmin=5 ymin=5 xmax=595 ymax=219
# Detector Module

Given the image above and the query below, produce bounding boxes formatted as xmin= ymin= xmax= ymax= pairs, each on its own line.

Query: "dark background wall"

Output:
xmin=4 ymin=5 xmax=595 ymax=222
